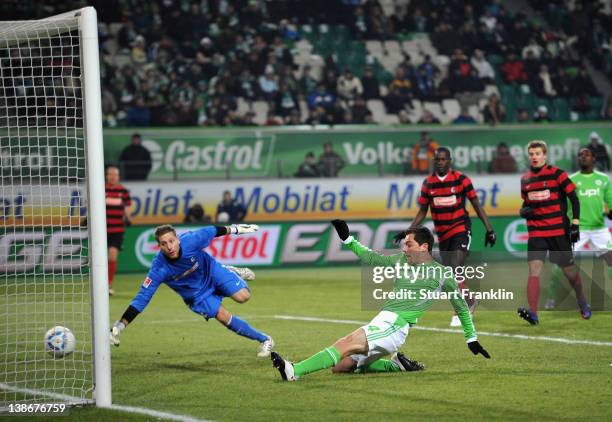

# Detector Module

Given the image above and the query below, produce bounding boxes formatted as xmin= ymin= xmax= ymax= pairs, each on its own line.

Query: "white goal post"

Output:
xmin=0 ymin=7 xmax=110 ymax=408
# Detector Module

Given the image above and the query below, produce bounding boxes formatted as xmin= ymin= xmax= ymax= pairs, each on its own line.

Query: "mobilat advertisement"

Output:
xmin=1 ymin=175 xmax=523 ymax=226
xmin=102 ymin=125 xmax=612 ymax=178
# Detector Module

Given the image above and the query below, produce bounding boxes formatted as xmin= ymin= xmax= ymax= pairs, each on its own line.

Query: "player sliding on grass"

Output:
xmin=545 ymin=146 xmax=612 ymax=308
xmin=110 ymin=224 xmax=275 ymax=357
xmin=518 ymin=140 xmax=590 ymax=324
xmin=406 ymin=147 xmax=496 ymax=327
xmin=271 ymin=221 xmax=490 ymax=381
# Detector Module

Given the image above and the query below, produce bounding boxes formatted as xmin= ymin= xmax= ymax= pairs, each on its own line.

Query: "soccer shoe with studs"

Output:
xmin=517 ymin=307 xmax=539 ymax=325
xmin=225 ymin=265 xmax=256 ymax=281
xmin=580 ymin=303 xmax=592 ymax=320
xmin=257 ymin=336 xmax=275 ymax=358
xmin=392 ymin=352 xmax=425 ymax=372
xmin=271 ymin=351 xmax=297 ymax=381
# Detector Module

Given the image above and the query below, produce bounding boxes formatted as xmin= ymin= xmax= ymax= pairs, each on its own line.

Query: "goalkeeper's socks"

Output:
xmin=527 ymin=276 xmax=540 ymax=316
xmin=356 ymin=359 xmax=400 ymax=373
xmin=226 ymin=316 xmax=268 ymax=343
xmin=108 ymin=260 xmax=117 ymax=286
xmin=293 ymin=346 xmax=341 ymax=377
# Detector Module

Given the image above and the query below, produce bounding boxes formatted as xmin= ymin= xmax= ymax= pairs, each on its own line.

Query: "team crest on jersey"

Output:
xmin=190 ymin=257 xmax=196 ymax=263
xmin=595 ymin=179 xmax=602 ymax=186
xmin=143 ymin=277 xmax=152 ymax=288
xmin=451 ymin=187 xmax=456 ymax=193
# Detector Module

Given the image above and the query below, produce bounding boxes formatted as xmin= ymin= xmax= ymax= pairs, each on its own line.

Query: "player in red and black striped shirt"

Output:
xmin=517 ymin=140 xmax=590 ymax=324
xmin=106 ymin=165 xmax=132 ymax=295
xmin=408 ymin=147 xmax=496 ymax=326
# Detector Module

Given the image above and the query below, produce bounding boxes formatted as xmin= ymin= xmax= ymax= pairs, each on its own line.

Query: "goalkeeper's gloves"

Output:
xmin=331 ymin=219 xmax=350 ymax=241
xmin=569 ymin=224 xmax=580 ymax=243
xmin=467 ymin=340 xmax=490 ymax=359
xmin=110 ymin=321 xmax=125 ymax=347
xmin=228 ymin=224 xmax=259 ymax=235
xmin=519 ymin=206 xmax=534 ymax=219
xmin=484 ymin=230 xmax=496 ymax=247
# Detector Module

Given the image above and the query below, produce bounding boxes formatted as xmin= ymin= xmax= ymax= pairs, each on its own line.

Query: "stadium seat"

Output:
xmin=442 ymin=99 xmax=461 ymax=119
xmin=367 ymin=99 xmax=386 ymax=122
xmin=380 ymin=113 xmax=400 ymax=124
xmin=252 ymin=101 xmax=268 ymax=125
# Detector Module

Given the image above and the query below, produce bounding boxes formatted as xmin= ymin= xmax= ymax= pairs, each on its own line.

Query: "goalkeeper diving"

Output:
xmin=110 ymin=224 xmax=275 ymax=357
xmin=271 ymin=220 xmax=489 ymax=381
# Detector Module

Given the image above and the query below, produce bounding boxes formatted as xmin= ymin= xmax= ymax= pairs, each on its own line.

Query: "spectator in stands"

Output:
xmin=412 ymin=132 xmax=439 ymax=174
xmin=490 ymin=143 xmax=518 ymax=173
xmin=126 ymin=96 xmax=151 ymax=127
xmin=482 ymin=94 xmax=506 ymax=125
xmin=501 ymin=53 xmax=528 ymax=85
xmin=299 ymin=65 xmax=318 ymax=99
xmin=414 ymin=66 xmax=435 ymax=101
xmin=418 ymin=110 xmax=441 ymax=124
xmin=217 ymin=191 xmax=246 ymax=223
xmin=259 ymin=67 xmax=279 ymax=102
xmin=351 ymin=97 xmax=370 ymax=124
xmin=184 ymin=203 xmax=212 ymax=224
xmin=571 ymin=68 xmax=599 ymax=98
xmin=521 ymin=38 xmax=543 ymax=60
xmin=588 ymin=132 xmax=610 ymax=171
xmin=389 ymin=68 xmax=413 ymax=107
xmin=295 ymin=152 xmax=321 ymax=178
xmin=318 ymin=142 xmax=345 ymax=177
xmin=361 ymin=67 xmax=380 ymax=100
xmin=337 ymin=69 xmax=363 ymax=102
xmin=118 ymin=133 xmax=152 ymax=180
xmin=516 ymin=108 xmax=531 ymax=123
xmin=384 ymin=85 xmax=405 ymax=115
xmin=453 ymin=107 xmax=477 ymax=124
xmin=533 ymin=105 xmax=552 ymax=123
xmin=532 ymin=65 xmax=557 ymax=98
xmin=307 ymin=84 xmax=335 ymax=112
xmin=275 ymin=82 xmax=299 ymax=119
xmin=471 ymin=50 xmax=495 ymax=84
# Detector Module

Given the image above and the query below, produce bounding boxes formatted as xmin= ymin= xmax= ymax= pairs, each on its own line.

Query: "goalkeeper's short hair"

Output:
xmin=406 ymin=226 xmax=435 ymax=252
xmin=154 ymin=224 xmax=176 ymax=242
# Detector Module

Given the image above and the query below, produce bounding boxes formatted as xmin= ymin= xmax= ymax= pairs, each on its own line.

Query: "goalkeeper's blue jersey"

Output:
xmin=130 ymin=227 xmax=224 ymax=312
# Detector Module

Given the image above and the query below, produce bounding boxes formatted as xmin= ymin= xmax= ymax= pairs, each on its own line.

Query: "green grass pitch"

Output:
xmin=4 ymin=267 xmax=612 ymax=421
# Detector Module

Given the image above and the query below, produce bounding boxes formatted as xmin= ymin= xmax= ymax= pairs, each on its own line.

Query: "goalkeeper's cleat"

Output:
xmin=392 ymin=352 xmax=425 ymax=372
xmin=580 ymin=303 xmax=592 ymax=320
xmin=544 ymin=298 xmax=556 ymax=310
xmin=225 ymin=265 xmax=256 ymax=281
xmin=271 ymin=351 xmax=297 ymax=381
xmin=450 ymin=315 xmax=461 ymax=327
xmin=257 ymin=336 xmax=275 ymax=358
xmin=517 ymin=307 xmax=539 ymax=325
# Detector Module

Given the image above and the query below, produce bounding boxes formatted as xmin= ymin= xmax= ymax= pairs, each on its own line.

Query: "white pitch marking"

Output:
xmin=273 ymin=315 xmax=612 ymax=347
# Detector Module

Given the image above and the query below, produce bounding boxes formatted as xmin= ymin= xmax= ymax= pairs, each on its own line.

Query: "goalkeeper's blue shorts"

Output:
xmin=189 ymin=265 xmax=249 ymax=320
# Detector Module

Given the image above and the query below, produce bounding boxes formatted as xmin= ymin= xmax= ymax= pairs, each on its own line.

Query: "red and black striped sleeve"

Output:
xmin=418 ymin=179 xmax=430 ymax=206
xmin=461 ymin=174 xmax=477 ymax=199
xmin=556 ymin=169 xmax=575 ymax=195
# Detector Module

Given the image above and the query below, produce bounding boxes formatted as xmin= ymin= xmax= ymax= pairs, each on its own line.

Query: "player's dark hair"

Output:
xmin=406 ymin=226 xmax=434 ymax=252
xmin=154 ymin=225 xmax=176 ymax=242
xmin=435 ymin=147 xmax=451 ymax=159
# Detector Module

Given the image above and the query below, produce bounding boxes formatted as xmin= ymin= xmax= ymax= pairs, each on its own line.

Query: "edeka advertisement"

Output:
xmin=102 ymin=125 xmax=612 ymax=179
xmin=116 ymin=217 xmax=533 ymax=273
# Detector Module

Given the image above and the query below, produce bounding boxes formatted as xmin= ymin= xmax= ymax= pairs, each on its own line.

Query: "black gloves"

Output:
xmin=331 ymin=219 xmax=350 ymax=241
xmin=519 ymin=206 xmax=534 ymax=219
xmin=468 ymin=340 xmax=491 ymax=359
xmin=484 ymin=231 xmax=496 ymax=247
xmin=569 ymin=224 xmax=580 ymax=243
xmin=607 ymin=210 xmax=612 ymax=220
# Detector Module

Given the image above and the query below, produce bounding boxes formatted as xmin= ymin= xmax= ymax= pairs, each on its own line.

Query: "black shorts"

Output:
xmin=527 ymin=235 xmax=574 ymax=267
xmin=438 ymin=231 xmax=471 ymax=267
xmin=107 ymin=232 xmax=124 ymax=250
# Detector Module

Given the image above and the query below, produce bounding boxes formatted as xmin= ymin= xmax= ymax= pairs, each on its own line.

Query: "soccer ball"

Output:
xmin=44 ymin=326 xmax=76 ymax=358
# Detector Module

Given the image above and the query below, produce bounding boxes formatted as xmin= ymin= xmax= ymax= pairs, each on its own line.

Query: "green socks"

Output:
xmin=293 ymin=346 xmax=341 ymax=377
xmin=356 ymin=359 xmax=401 ymax=373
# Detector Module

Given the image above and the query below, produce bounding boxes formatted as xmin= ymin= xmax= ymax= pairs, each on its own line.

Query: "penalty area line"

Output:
xmin=0 ymin=383 xmax=213 ymax=422
xmin=273 ymin=315 xmax=612 ymax=347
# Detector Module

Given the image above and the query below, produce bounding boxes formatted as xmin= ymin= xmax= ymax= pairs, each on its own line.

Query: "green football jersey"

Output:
xmin=570 ymin=171 xmax=612 ymax=230
xmin=344 ymin=236 xmax=477 ymax=341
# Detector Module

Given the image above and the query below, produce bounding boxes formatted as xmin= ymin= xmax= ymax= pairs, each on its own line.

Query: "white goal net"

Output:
xmin=0 ymin=8 xmax=110 ymax=408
